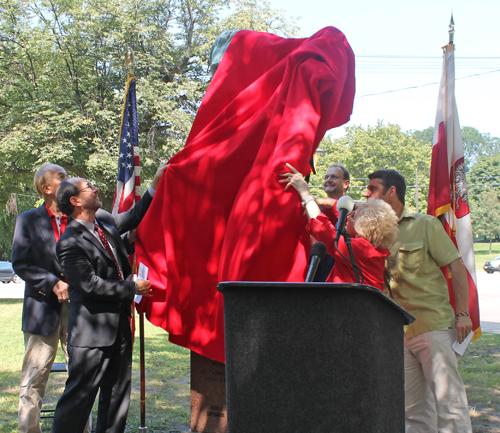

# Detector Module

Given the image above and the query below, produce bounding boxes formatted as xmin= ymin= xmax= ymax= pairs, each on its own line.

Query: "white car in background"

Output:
xmin=0 ymin=261 xmax=22 ymax=283
xmin=483 ymin=255 xmax=500 ymax=274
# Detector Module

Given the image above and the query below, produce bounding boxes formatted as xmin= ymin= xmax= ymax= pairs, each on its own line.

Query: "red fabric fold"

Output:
xmin=136 ymin=27 xmax=355 ymax=362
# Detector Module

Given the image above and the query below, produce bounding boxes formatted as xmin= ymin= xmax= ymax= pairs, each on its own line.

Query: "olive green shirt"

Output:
xmin=387 ymin=207 xmax=461 ymax=339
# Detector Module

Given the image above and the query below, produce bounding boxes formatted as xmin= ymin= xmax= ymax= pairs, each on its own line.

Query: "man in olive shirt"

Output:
xmin=364 ymin=169 xmax=472 ymax=433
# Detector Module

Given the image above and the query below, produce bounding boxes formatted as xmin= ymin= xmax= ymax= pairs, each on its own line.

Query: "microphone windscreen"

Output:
xmin=310 ymin=242 xmax=327 ymax=261
xmin=337 ymin=195 xmax=355 ymax=213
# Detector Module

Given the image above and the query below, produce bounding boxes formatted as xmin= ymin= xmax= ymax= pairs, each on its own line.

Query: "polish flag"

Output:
xmin=428 ymin=41 xmax=481 ymax=340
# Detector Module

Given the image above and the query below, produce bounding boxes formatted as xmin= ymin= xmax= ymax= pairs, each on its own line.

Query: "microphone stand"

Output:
xmin=343 ymin=231 xmax=360 ymax=284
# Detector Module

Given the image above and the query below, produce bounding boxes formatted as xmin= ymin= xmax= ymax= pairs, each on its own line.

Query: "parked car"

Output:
xmin=0 ymin=261 xmax=22 ymax=283
xmin=483 ymin=255 xmax=500 ymax=274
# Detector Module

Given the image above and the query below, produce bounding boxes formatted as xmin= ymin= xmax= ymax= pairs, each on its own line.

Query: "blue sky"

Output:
xmin=267 ymin=0 xmax=500 ymax=138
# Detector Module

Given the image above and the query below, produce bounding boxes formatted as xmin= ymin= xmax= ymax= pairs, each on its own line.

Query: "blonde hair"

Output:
xmin=34 ymin=164 xmax=65 ymax=197
xmin=353 ymin=198 xmax=399 ymax=249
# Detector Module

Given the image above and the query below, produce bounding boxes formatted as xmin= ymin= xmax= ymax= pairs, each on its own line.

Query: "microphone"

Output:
xmin=334 ymin=196 xmax=355 ymax=243
xmin=305 ymin=242 xmax=327 ymax=283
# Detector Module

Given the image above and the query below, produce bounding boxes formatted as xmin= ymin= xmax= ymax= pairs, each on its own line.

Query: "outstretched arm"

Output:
xmin=111 ymin=162 xmax=170 ymax=233
xmin=279 ymin=163 xmax=321 ymax=219
xmin=150 ymin=162 xmax=170 ymax=191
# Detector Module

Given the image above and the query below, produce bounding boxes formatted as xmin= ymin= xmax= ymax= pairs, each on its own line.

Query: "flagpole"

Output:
xmin=447 ymin=15 xmax=456 ymax=237
xmin=428 ymin=14 xmax=481 ymax=341
xmin=125 ymin=47 xmax=148 ymax=431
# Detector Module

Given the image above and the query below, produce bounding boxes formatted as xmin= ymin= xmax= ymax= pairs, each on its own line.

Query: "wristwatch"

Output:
xmin=301 ymin=195 xmax=315 ymax=207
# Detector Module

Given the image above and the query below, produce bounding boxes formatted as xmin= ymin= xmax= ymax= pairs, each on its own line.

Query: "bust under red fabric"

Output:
xmin=135 ymin=27 xmax=356 ymax=363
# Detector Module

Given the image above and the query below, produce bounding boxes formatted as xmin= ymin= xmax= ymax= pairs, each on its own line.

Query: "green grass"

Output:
xmin=1 ymin=300 xmax=499 ymax=432
xmin=460 ymin=334 xmax=500 ymax=432
xmin=474 ymin=242 xmax=500 ymax=271
xmin=0 ymin=300 xmax=190 ymax=433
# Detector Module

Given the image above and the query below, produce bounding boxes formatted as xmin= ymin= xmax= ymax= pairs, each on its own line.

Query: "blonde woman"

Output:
xmin=280 ymin=163 xmax=399 ymax=290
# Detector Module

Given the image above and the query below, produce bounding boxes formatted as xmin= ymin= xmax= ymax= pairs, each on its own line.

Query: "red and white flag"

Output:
xmin=427 ymin=42 xmax=481 ymax=340
xmin=112 ymin=75 xmax=141 ymax=337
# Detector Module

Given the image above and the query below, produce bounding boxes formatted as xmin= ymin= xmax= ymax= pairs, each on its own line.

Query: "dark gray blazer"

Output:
xmin=56 ymin=191 xmax=152 ymax=348
xmin=12 ymin=205 xmax=66 ymax=335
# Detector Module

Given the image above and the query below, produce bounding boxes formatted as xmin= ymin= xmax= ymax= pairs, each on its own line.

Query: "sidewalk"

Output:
xmin=0 ymin=281 xmax=24 ymax=298
xmin=3 ymin=279 xmax=499 ymax=335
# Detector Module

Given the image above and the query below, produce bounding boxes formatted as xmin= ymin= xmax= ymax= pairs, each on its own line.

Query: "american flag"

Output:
xmin=112 ymin=76 xmax=141 ymax=214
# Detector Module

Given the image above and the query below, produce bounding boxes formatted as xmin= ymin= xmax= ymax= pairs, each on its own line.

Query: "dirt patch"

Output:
xmin=470 ymin=405 xmax=500 ymax=432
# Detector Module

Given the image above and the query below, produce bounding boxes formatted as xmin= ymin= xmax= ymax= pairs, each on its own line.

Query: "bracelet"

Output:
xmin=134 ymin=282 xmax=140 ymax=295
xmin=455 ymin=312 xmax=470 ymax=318
xmin=301 ymin=195 xmax=315 ymax=208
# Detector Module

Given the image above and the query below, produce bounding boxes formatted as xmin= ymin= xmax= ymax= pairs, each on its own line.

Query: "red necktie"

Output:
xmin=95 ymin=224 xmax=124 ymax=281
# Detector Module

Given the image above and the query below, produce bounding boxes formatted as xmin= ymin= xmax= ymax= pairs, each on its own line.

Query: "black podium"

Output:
xmin=217 ymin=282 xmax=415 ymax=433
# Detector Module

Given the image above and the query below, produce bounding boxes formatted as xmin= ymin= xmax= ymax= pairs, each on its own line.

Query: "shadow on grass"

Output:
xmin=128 ymin=327 xmax=191 ymax=431
xmin=460 ymin=333 xmax=500 ymax=432
xmin=0 ymin=365 xmax=69 ymax=432
xmin=0 ymin=369 xmax=21 ymax=433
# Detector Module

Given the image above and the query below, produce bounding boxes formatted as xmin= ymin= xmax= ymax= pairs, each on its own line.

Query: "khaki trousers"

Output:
xmin=404 ymin=328 xmax=472 ymax=433
xmin=18 ymin=302 xmax=69 ymax=433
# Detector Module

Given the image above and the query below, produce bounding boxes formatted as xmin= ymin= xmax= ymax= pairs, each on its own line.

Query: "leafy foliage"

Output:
xmin=0 ymin=0 xmax=298 ymax=259
xmin=468 ymin=154 xmax=500 ymax=238
xmin=0 ymin=0 xmax=298 ymax=208
xmin=0 ymin=211 xmax=16 ymax=261
xmin=312 ymin=121 xmax=432 ymax=211
xmin=312 ymin=122 xmax=500 ymax=236
xmin=414 ymin=126 xmax=500 ymax=172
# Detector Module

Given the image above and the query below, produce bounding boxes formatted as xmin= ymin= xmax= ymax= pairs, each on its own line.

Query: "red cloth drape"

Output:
xmin=136 ymin=27 xmax=355 ymax=363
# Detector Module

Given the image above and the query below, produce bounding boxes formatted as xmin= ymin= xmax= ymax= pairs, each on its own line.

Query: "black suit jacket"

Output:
xmin=56 ymin=191 xmax=153 ymax=348
xmin=12 ymin=205 xmax=66 ymax=335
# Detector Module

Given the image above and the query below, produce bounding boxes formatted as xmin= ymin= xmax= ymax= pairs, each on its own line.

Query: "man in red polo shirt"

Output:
xmin=12 ymin=164 xmax=74 ymax=433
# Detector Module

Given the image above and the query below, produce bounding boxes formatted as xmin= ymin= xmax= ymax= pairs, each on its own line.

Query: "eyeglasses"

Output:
xmin=77 ymin=182 xmax=95 ymax=194
xmin=347 ymin=205 xmax=358 ymax=222
xmin=324 ymin=174 xmax=344 ymax=181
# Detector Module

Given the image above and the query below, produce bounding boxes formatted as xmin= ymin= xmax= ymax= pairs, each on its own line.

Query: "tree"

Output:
xmin=313 ymin=121 xmax=432 ymax=210
xmin=413 ymin=126 xmax=500 ymax=171
xmin=462 ymin=126 xmax=500 ymax=169
xmin=0 ymin=193 xmax=39 ymax=260
xmin=467 ymin=153 xmax=500 ymax=239
xmin=413 ymin=126 xmax=500 ymax=236
xmin=469 ymin=188 xmax=500 ymax=251
xmin=0 ymin=0 xmax=298 ymax=260
xmin=467 ymin=153 xmax=500 ymax=192
xmin=412 ymin=126 xmax=434 ymax=146
xmin=0 ymin=0 xmax=298 ymax=208
xmin=0 ymin=211 xmax=16 ymax=261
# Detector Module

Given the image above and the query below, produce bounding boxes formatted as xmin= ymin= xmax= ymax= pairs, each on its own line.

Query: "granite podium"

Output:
xmin=217 ymin=282 xmax=415 ymax=433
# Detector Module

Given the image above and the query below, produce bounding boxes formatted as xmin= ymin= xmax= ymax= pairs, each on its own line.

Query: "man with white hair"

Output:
xmin=12 ymin=164 xmax=73 ymax=433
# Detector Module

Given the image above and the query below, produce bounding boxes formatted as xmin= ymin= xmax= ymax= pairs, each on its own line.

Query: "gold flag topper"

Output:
xmin=125 ymin=48 xmax=135 ymax=72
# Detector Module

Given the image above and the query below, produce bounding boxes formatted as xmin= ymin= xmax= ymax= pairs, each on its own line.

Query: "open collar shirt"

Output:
xmin=386 ymin=206 xmax=461 ymax=339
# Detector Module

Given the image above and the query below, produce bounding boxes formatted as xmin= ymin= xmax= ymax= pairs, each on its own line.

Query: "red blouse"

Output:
xmin=307 ymin=213 xmax=389 ymax=291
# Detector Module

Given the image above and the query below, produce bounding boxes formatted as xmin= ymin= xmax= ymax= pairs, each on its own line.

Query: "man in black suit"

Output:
xmin=12 ymin=164 xmax=72 ymax=433
xmin=51 ymin=162 xmax=168 ymax=433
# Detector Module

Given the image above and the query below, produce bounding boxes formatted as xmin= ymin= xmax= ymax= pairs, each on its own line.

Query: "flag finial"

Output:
xmin=449 ymin=13 xmax=455 ymax=44
xmin=125 ymin=48 xmax=135 ymax=74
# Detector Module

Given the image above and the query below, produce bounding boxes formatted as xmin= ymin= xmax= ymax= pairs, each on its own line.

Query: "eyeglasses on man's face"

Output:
xmin=324 ymin=174 xmax=344 ymax=181
xmin=77 ymin=182 xmax=95 ymax=194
